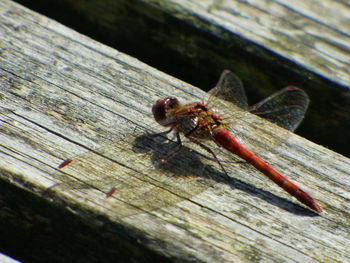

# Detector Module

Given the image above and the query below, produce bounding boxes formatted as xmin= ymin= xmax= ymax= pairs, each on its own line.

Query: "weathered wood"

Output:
xmin=1 ymin=1 xmax=350 ymax=262
xmin=14 ymin=0 xmax=350 ymax=157
xmin=0 ymin=253 xmax=20 ymax=263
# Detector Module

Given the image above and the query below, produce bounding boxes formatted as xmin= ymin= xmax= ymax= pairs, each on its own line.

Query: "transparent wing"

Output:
xmin=249 ymin=86 xmax=309 ymax=131
xmin=206 ymin=70 xmax=309 ymax=131
xmin=206 ymin=70 xmax=249 ymax=110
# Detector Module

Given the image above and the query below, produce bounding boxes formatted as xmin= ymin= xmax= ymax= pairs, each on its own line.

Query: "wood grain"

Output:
xmin=1 ymin=1 xmax=349 ymax=262
xmin=14 ymin=0 xmax=350 ymax=158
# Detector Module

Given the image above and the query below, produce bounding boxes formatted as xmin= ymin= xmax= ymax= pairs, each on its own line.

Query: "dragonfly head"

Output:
xmin=152 ymin=97 xmax=180 ymax=126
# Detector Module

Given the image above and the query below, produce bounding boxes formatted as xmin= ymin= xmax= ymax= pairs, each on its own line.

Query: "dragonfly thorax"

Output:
xmin=175 ymin=102 xmax=228 ymax=139
xmin=152 ymin=97 xmax=227 ymax=139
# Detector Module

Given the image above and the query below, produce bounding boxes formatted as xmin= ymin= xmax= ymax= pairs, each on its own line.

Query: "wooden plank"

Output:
xmin=13 ymin=0 xmax=350 ymax=157
xmin=1 ymin=1 xmax=350 ymax=262
xmin=0 ymin=253 xmax=21 ymax=263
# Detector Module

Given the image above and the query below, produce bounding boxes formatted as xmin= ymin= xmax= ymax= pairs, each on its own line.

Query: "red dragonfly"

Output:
xmin=152 ymin=70 xmax=322 ymax=213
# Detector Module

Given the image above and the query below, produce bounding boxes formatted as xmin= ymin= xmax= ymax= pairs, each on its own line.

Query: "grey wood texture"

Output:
xmin=16 ymin=0 xmax=350 ymax=157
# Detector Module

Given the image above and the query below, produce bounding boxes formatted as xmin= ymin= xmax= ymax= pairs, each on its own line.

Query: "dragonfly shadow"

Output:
xmin=223 ymin=174 xmax=318 ymax=216
xmin=132 ymin=133 xmax=219 ymax=178
xmin=132 ymin=133 xmax=318 ymax=216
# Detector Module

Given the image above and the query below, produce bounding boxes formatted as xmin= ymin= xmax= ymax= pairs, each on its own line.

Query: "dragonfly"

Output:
xmin=152 ymin=70 xmax=322 ymax=213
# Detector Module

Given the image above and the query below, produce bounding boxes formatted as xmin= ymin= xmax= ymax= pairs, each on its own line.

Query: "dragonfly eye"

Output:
xmin=152 ymin=97 xmax=180 ymax=123
xmin=165 ymin=97 xmax=180 ymax=110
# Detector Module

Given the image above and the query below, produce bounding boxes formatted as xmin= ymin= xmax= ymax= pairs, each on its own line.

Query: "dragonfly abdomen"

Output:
xmin=214 ymin=128 xmax=322 ymax=212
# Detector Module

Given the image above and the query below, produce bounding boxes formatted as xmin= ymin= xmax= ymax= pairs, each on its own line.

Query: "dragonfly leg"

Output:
xmin=155 ymin=132 xmax=184 ymax=164
xmin=187 ymin=137 xmax=230 ymax=180
xmin=147 ymin=127 xmax=174 ymax=137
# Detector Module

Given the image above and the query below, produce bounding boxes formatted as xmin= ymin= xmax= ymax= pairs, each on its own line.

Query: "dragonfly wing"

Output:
xmin=249 ymin=86 xmax=309 ymax=131
xmin=207 ymin=70 xmax=249 ymax=110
